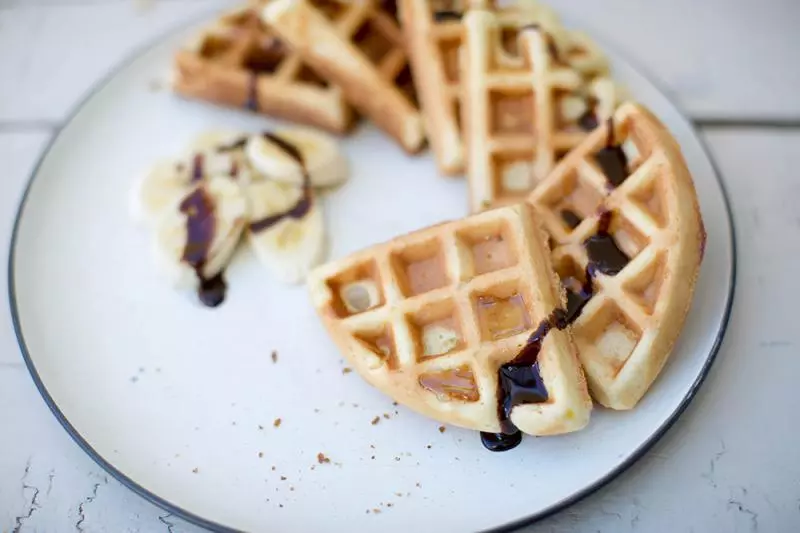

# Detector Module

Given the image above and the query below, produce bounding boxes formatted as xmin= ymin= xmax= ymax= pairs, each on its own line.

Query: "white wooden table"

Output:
xmin=1 ymin=1 xmax=799 ymax=532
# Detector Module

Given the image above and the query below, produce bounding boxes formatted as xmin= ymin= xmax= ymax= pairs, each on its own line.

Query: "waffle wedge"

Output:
xmin=528 ymin=102 xmax=706 ymax=409
xmin=173 ymin=2 xmax=355 ymax=133
xmin=398 ymin=0 xmax=559 ymax=175
xmin=308 ymin=203 xmax=591 ymax=444
xmin=262 ymin=0 xmax=424 ymax=153
xmin=462 ymin=4 xmax=622 ymax=212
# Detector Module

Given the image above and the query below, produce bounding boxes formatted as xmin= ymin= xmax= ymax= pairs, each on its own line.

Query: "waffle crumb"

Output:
xmin=273 ymin=418 xmax=282 ymax=428
xmin=371 ymin=416 xmax=380 ymax=425
xmin=281 ymin=476 xmax=287 ymax=481
xmin=317 ymin=453 xmax=331 ymax=464
xmin=387 ymin=503 xmax=394 ymax=508
xmin=383 ymin=413 xmax=391 ymax=419
xmin=271 ymin=350 xmax=278 ymax=363
xmin=392 ymin=401 xmax=398 ymax=406
xmin=372 ymin=508 xmax=381 ymax=514
xmin=438 ymin=426 xmax=446 ymax=433
xmin=192 ymin=468 xmax=199 ymax=474
xmin=342 ymin=367 xmax=353 ymax=374
xmin=258 ymin=452 xmax=264 ymax=458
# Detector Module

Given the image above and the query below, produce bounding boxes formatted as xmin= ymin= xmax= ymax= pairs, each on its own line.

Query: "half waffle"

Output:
xmin=307 ymin=203 xmax=591 ymax=437
xmin=262 ymin=0 xmax=425 ymax=153
xmin=173 ymin=2 xmax=355 ymax=133
xmin=462 ymin=4 xmax=621 ymax=212
xmin=398 ymin=0 xmax=559 ymax=175
xmin=528 ymin=102 xmax=705 ymax=409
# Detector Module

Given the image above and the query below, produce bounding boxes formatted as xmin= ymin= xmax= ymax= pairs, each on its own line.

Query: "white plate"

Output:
xmin=8 ymin=13 xmax=734 ymax=533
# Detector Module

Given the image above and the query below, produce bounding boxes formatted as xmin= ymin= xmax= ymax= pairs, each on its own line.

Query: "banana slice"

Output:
xmin=245 ymin=180 xmax=326 ymax=284
xmin=245 ymin=128 xmax=349 ymax=188
xmin=129 ymin=159 xmax=189 ymax=226
xmin=131 ymin=130 xmax=253 ymax=226
xmin=152 ymin=177 xmax=248 ymax=290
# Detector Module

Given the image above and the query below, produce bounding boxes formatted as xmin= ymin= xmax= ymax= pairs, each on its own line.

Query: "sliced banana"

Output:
xmin=130 ymin=159 xmax=190 ymax=226
xmin=245 ymin=180 xmax=326 ymax=284
xmin=245 ymin=128 xmax=349 ymax=188
xmin=131 ymin=130 xmax=253 ymax=226
xmin=152 ymin=177 xmax=248 ymax=289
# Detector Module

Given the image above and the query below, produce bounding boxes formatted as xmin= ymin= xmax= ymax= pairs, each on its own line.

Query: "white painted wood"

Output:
xmin=0 ymin=0 xmax=799 ymax=531
xmin=554 ymin=0 xmax=800 ymax=120
xmin=1 ymin=0 xmax=799 ymax=122
xmin=0 ymin=0 xmax=231 ymax=123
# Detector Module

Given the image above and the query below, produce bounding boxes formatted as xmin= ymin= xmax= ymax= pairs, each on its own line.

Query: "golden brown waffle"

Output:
xmin=307 ymin=203 xmax=591 ymax=437
xmin=261 ymin=0 xmax=425 ymax=153
xmin=528 ymin=102 xmax=706 ymax=409
xmin=462 ymin=4 xmax=622 ymax=212
xmin=173 ymin=2 xmax=355 ymax=134
xmin=398 ymin=0 xmax=557 ymax=175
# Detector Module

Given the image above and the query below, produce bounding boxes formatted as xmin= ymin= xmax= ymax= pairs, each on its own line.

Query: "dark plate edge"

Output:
xmin=5 ymin=9 xmax=737 ymax=533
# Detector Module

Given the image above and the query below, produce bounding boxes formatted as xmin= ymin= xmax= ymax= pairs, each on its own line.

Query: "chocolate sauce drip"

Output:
xmin=482 ymin=211 xmax=630 ymax=451
xmin=578 ymin=110 xmax=599 ymax=131
xmin=216 ymin=137 xmax=248 ymax=153
xmin=179 ymin=187 xmax=227 ymax=307
xmin=248 ymin=132 xmax=313 ymax=233
xmin=578 ymin=97 xmax=600 ymax=131
xmin=245 ymin=73 xmax=259 ymax=112
xmin=584 ymin=210 xmax=629 ymax=276
xmin=190 ymin=154 xmax=204 ymax=182
xmin=481 ymin=309 xmax=568 ymax=452
xmin=565 ymin=277 xmax=592 ymax=324
xmin=433 ymin=10 xmax=461 ymax=21
xmin=594 ymin=119 xmax=629 ymax=187
xmin=480 ymin=430 xmax=522 ymax=452
xmin=560 ymin=209 xmax=582 ymax=229
xmin=198 ymin=273 xmax=227 ymax=308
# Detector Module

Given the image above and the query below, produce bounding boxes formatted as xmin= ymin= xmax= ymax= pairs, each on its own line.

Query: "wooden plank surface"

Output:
xmin=1 ymin=0 xmax=799 ymax=122
xmin=1 ymin=1 xmax=799 ymax=531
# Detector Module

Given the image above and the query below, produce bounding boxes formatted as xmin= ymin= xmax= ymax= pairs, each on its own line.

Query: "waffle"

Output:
xmin=307 ymin=203 xmax=591 ymax=437
xmin=398 ymin=0 xmax=559 ymax=175
xmin=528 ymin=102 xmax=706 ymax=409
xmin=261 ymin=0 xmax=425 ymax=153
xmin=173 ymin=2 xmax=355 ymax=134
xmin=462 ymin=4 xmax=622 ymax=212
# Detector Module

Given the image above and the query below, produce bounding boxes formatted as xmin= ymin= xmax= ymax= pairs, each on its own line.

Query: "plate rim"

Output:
xmin=5 ymin=10 xmax=737 ymax=533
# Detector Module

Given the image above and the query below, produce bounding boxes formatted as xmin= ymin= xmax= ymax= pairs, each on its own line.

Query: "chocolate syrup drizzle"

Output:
xmin=560 ymin=209 xmax=582 ymax=230
xmin=180 ymin=187 xmax=227 ymax=307
xmin=179 ymin=132 xmax=307 ymax=307
xmin=480 ymin=209 xmax=630 ymax=451
xmin=248 ymin=132 xmax=313 ymax=233
xmin=190 ymin=153 xmax=204 ymax=183
xmin=594 ymin=118 xmax=629 ymax=188
xmin=433 ymin=10 xmax=462 ymax=22
xmin=481 ymin=124 xmax=633 ymax=450
xmin=245 ymin=74 xmax=259 ymax=112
